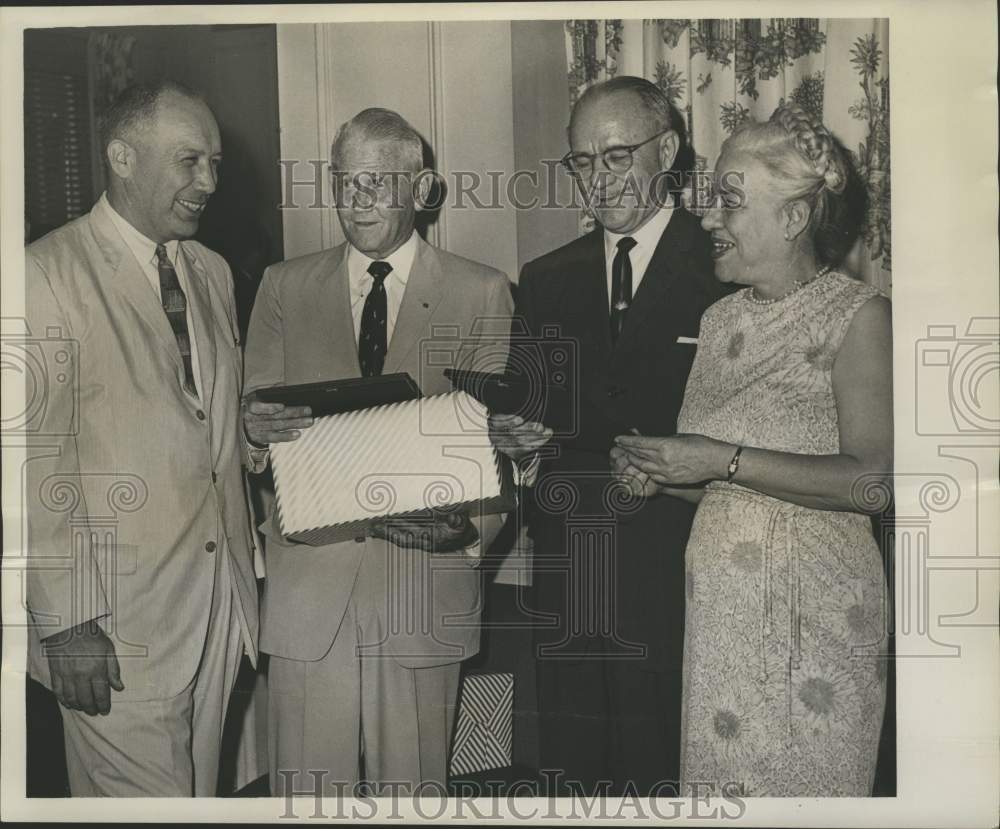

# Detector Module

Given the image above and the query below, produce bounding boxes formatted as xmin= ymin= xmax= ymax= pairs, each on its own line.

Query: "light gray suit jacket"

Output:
xmin=244 ymin=235 xmax=513 ymax=667
xmin=24 ymin=203 xmax=259 ymax=701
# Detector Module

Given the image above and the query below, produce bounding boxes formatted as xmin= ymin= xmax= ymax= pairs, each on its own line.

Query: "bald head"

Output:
xmin=566 ymin=76 xmax=684 ymax=235
xmin=99 ymin=80 xmax=209 ymax=162
xmin=103 ymin=82 xmax=222 ymax=243
xmin=570 ymin=76 xmax=676 ymax=140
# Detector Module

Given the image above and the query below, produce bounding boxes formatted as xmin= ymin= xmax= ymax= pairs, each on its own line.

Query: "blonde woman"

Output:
xmin=613 ymin=105 xmax=892 ymax=796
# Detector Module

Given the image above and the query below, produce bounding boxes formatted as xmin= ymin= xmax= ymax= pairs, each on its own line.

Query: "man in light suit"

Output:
xmin=243 ymin=108 xmax=513 ymax=794
xmin=24 ymin=81 xmax=259 ymax=796
xmin=491 ymin=77 xmax=731 ymax=794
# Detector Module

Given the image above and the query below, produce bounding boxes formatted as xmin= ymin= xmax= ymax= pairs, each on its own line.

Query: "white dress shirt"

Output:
xmin=602 ymin=204 xmax=674 ymax=310
xmin=97 ymin=192 xmax=204 ymax=398
xmin=347 ymin=230 xmax=418 ymax=346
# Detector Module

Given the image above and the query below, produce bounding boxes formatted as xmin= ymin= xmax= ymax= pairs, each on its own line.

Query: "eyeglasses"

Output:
xmin=560 ymin=128 xmax=674 ymax=177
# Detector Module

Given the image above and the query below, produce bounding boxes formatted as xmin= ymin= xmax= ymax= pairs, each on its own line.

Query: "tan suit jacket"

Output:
xmin=24 ymin=203 xmax=259 ymax=701
xmin=244 ymin=235 xmax=513 ymax=667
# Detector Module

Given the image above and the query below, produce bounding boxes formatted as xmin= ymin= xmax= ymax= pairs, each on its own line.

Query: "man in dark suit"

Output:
xmin=491 ymin=76 xmax=728 ymax=795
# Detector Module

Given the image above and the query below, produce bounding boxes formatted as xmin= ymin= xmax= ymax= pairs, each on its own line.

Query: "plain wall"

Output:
xmin=276 ymin=20 xmax=582 ymax=281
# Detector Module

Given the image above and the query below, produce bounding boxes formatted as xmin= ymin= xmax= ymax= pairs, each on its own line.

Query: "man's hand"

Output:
xmin=488 ymin=414 xmax=553 ymax=463
xmin=243 ymin=394 xmax=313 ymax=446
xmin=369 ymin=509 xmax=479 ymax=553
xmin=43 ymin=620 xmax=124 ymax=716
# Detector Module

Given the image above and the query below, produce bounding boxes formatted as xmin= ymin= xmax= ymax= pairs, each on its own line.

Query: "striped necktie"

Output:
xmin=155 ymin=243 xmax=198 ymax=396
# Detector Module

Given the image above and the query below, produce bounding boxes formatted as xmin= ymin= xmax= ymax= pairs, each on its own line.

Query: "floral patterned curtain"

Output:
xmin=565 ymin=19 xmax=891 ymax=294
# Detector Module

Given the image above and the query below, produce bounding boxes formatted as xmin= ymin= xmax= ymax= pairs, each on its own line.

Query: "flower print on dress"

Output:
xmin=772 ymin=316 xmax=841 ymax=399
xmin=726 ymin=328 xmax=746 ymax=361
xmin=815 ymin=578 xmax=888 ymax=656
xmin=686 ymin=670 xmax=770 ymax=793
xmin=791 ymin=650 xmax=861 ymax=739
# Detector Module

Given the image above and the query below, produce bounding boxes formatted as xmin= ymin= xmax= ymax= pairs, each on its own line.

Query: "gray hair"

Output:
xmin=570 ymin=75 xmax=679 ymax=136
xmin=330 ymin=108 xmax=424 ymax=173
xmin=724 ymin=103 xmax=867 ymax=268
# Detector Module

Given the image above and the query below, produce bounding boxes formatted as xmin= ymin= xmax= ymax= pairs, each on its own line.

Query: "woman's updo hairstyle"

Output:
xmin=725 ymin=103 xmax=868 ymax=269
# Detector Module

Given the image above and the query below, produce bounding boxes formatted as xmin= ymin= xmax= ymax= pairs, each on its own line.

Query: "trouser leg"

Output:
xmin=535 ymin=656 xmax=611 ymax=795
xmin=605 ymin=660 xmax=682 ymax=795
xmin=267 ymin=601 xmax=362 ymax=797
xmin=358 ymin=610 xmax=462 ymax=792
xmin=189 ymin=556 xmax=245 ymax=796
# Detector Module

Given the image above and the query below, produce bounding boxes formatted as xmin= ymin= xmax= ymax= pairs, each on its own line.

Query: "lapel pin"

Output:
xmin=422 ymin=302 xmax=429 ymax=308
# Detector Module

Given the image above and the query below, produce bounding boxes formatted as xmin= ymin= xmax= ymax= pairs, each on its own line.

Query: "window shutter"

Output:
xmin=24 ymin=31 xmax=94 ymax=242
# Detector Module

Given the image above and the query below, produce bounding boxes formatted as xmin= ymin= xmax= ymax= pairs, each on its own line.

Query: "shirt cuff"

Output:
xmin=462 ymin=536 xmax=483 ymax=563
xmin=247 ymin=443 xmax=270 ymax=472
xmin=514 ymin=453 xmax=542 ymax=488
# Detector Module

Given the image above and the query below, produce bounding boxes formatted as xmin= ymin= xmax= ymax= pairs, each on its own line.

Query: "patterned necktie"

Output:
xmin=610 ymin=236 xmax=637 ymax=344
xmin=155 ymin=243 xmax=198 ymax=396
xmin=358 ymin=260 xmax=392 ymax=377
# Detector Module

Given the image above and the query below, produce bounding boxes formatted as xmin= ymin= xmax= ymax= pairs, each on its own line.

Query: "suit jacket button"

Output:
xmin=211 ymin=472 xmax=218 ymax=484
xmin=205 ymin=541 xmax=217 ymax=553
xmin=196 ymin=409 xmax=206 ymax=421
xmin=607 ymin=385 xmax=625 ymax=398
xmin=354 ymin=536 xmax=365 ymax=544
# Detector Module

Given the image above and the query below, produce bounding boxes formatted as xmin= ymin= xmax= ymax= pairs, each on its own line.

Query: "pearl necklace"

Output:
xmin=746 ymin=265 xmax=831 ymax=306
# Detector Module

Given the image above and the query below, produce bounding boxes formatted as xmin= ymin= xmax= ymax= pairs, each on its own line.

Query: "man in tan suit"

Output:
xmin=243 ymin=108 xmax=513 ymax=794
xmin=24 ymin=81 xmax=259 ymax=796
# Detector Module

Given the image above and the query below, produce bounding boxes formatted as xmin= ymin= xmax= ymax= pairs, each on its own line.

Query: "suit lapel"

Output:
xmin=556 ymin=229 xmax=612 ymax=352
xmin=89 ymin=208 xmax=185 ymax=378
xmin=324 ymin=246 xmax=361 ymax=377
xmin=383 ymin=236 xmax=445 ymax=377
xmin=614 ymin=210 xmax=694 ymax=354
xmin=179 ymin=243 xmax=218 ymax=405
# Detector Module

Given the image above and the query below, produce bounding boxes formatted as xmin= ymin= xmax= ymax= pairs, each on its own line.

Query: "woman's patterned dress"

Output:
xmin=676 ymin=271 xmax=888 ymax=796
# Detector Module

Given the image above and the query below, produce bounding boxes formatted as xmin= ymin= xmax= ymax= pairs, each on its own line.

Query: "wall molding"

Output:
xmin=425 ymin=21 xmax=445 ymax=250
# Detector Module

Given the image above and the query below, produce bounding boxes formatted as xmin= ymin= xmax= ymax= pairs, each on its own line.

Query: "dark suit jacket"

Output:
xmin=513 ymin=208 xmax=729 ymax=671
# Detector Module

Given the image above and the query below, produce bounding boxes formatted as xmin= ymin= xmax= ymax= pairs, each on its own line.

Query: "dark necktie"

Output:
xmin=358 ymin=260 xmax=392 ymax=377
xmin=155 ymin=243 xmax=197 ymax=396
xmin=610 ymin=236 xmax=637 ymax=344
